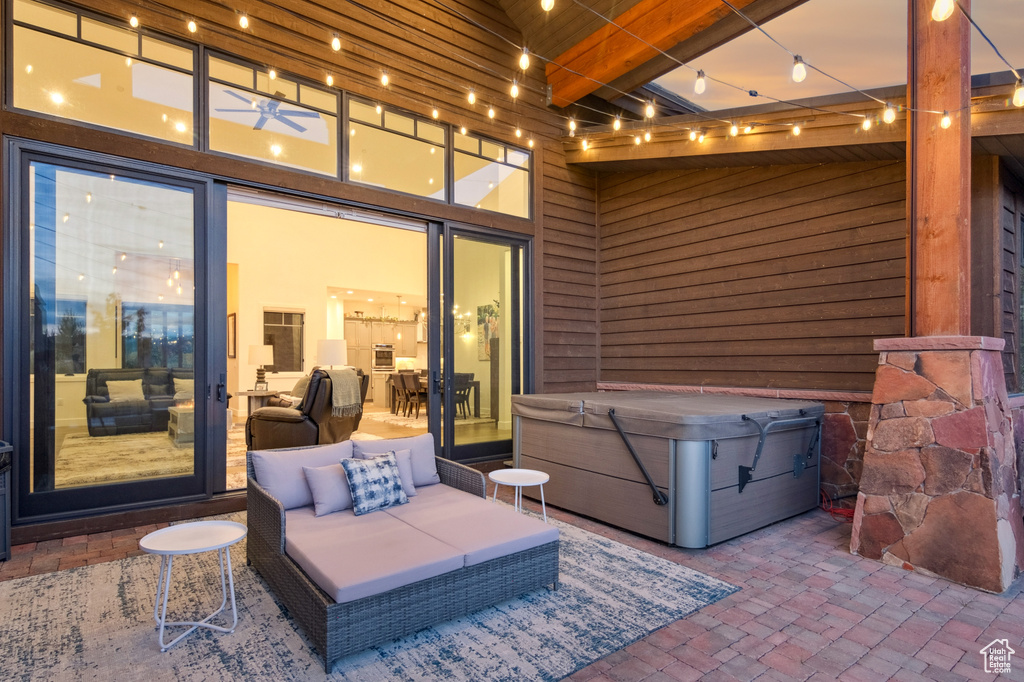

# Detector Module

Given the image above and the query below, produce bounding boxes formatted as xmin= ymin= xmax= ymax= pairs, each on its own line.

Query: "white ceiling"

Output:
xmin=655 ymin=0 xmax=1024 ymax=113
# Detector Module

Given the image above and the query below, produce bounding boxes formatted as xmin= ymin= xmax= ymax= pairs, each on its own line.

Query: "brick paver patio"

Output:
xmin=3 ymin=485 xmax=1024 ymax=681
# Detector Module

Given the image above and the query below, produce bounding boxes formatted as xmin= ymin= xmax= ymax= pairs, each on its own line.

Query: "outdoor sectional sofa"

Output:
xmin=246 ymin=433 xmax=560 ymax=671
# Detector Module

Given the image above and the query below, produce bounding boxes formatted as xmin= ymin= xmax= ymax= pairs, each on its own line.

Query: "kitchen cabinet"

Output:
xmin=371 ymin=372 xmax=390 ymax=408
xmin=396 ymin=322 xmax=418 ymax=357
xmin=370 ymin=322 xmax=395 ymax=345
xmin=345 ymin=320 xmax=371 ymax=348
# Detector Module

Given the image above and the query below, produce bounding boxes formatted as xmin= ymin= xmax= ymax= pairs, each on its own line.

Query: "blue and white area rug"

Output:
xmin=0 ymin=512 xmax=737 ymax=681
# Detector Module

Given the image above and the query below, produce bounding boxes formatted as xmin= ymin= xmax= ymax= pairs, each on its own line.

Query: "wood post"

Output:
xmin=907 ymin=0 xmax=972 ymax=336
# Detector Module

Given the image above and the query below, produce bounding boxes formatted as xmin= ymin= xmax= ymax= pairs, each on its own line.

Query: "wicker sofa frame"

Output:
xmin=246 ymin=454 xmax=560 ymax=671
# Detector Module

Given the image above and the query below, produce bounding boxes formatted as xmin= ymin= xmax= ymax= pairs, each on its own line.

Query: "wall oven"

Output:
xmin=371 ymin=344 xmax=396 ymax=371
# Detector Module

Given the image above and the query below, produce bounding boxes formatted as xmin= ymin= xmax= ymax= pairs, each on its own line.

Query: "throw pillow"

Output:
xmin=250 ymin=440 xmax=355 ymax=510
xmin=291 ymin=374 xmax=311 ymax=401
xmin=353 ymin=433 xmax=441 ymax=487
xmin=384 ymin=449 xmax=417 ymax=498
xmin=341 ymin=454 xmax=409 ymax=516
xmin=106 ymin=379 xmax=145 ymax=402
xmin=173 ymin=378 xmax=195 ymax=398
xmin=302 ymin=463 xmax=354 ymax=516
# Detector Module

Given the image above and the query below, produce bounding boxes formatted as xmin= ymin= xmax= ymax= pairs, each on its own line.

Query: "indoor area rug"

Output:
xmin=0 ymin=511 xmax=738 ymax=682
xmin=361 ymin=410 xmax=493 ymax=428
xmin=55 ymin=431 xmax=194 ymax=487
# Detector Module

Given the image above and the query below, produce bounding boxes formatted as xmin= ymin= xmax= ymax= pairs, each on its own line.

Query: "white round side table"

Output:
xmin=139 ymin=520 xmax=247 ymax=651
xmin=489 ymin=468 xmax=550 ymax=523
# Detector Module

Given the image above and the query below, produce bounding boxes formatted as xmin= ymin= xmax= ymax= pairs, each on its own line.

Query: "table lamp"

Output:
xmin=249 ymin=344 xmax=274 ymax=388
xmin=317 ymin=339 xmax=347 ymax=369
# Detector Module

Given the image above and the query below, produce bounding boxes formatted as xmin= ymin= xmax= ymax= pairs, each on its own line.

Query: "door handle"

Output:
xmin=217 ymin=372 xmax=227 ymax=403
xmin=433 ymin=370 xmax=441 ymax=394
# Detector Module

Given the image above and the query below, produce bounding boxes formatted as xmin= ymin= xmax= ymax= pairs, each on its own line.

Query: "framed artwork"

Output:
xmin=227 ymin=313 xmax=237 ymax=358
xmin=254 ymin=381 xmax=268 ymax=391
xmin=477 ymin=303 xmax=499 ymax=361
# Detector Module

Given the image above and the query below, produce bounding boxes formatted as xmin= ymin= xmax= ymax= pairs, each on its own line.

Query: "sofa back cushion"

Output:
xmin=302 ymin=463 xmax=354 ymax=516
xmin=353 ymin=433 xmax=440 ymax=487
xmin=251 ymin=440 xmax=355 ymax=509
xmin=106 ymin=379 xmax=145 ymax=402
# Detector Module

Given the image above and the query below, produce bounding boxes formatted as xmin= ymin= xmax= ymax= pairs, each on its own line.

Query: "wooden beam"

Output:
xmin=545 ymin=0 xmax=760 ymax=108
xmin=907 ymin=0 xmax=972 ymax=336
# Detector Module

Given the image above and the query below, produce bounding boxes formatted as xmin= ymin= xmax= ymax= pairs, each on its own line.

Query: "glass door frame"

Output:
xmin=437 ymin=222 xmax=532 ymax=463
xmin=2 ymin=139 xmax=225 ymax=523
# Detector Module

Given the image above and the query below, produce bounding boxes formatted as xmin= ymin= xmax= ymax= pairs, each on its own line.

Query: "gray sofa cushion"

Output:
xmin=285 ymin=505 xmax=464 ymax=604
xmin=385 ymin=484 xmax=559 ymax=566
xmin=302 ymin=463 xmax=354 ymax=517
xmin=251 ymin=440 xmax=355 ymax=509
xmin=353 ymin=433 xmax=440 ymax=487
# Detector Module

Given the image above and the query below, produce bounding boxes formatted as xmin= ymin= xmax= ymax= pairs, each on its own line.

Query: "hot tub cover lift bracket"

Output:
xmin=607 ymin=409 xmax=669 ymax=506
xmin=739 ymin=412 xmax=821 ymax=493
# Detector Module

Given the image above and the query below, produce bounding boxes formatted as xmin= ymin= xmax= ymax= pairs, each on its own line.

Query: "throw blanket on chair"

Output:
xmin=327 ymin=368 xmax=362 ymax=417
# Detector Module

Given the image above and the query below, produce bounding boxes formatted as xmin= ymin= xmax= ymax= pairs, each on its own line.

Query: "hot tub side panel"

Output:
xmin=517 ymin=417 xmax=672 ymax=542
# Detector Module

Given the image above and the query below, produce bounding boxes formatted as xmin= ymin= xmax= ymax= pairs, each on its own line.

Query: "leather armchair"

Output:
xmin=245 ymin=369 xmax=369 ymax=450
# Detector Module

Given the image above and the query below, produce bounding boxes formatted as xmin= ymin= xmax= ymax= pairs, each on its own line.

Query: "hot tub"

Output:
xmin=511 ymin=392 xmax=823 ymax=548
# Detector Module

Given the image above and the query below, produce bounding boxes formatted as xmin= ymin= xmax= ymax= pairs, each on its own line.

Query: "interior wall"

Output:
xmin=597 ymin=160 xmax=907 ymax=392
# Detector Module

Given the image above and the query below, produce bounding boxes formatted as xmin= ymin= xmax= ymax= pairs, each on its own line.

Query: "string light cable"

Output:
xmin=939 ymin=1 xmax=1023 ymax=107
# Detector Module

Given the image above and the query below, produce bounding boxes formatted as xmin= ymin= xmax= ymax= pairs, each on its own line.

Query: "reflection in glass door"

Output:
xmin=13 ymin=156 xmax=209 ymax=520
xmin=442 ymin=230 xmax=526 ymax=461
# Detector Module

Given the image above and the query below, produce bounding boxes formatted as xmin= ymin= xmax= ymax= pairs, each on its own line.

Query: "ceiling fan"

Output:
xmin=215 ymin=89 xmax=321 ymax=132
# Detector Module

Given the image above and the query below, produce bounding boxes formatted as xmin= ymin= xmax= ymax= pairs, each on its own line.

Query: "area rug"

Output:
xmin=56 ymin=431 xmax=194 ymax=488
xmin=0 ymin=511 xmax=738 ymax=681
xmin=361 ymin=410 xmax=494 ymax=428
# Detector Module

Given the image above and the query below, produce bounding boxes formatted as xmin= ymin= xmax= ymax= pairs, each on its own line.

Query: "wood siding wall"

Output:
xmin=0 ymin=0 xmax=601 ymax=394
xmin=998 ymin=169 xmax=1024 ymax=391
xmin=597 ymin=161 xmax=907 ymax=392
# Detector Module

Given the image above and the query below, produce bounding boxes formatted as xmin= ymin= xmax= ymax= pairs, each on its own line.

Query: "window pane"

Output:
xmin=256 ymin=72 xmax=297 ymax=101
xmin=13 ymin=0 xmax=76 ymax=36
xmin=13 ymin=26 xmax=194 ymax=144
xmin=348 ymin=121 xmax=445 ymax=199
xmin=454 ymin=132 xmax=477 ymax=153
xmin=142 ymin=37 xmax=193 ymax=71
xmin=264 ymin=311 xmax=303 ymax=372
xmin=349 ymin=99 xmax=380 ymax=125
xmin=480 ymin=140 xmax=504 ymax=162
xmin=81 ymin=17 xmax=136 ymax=54
xmin=384 ymin=111 xmax=415 ymax=135
xmin=454 ymin=152 xmax=530 ymax=218
xmin=418 ymin=121 xmax=445 ymax=145
xmin=29 ymin=162 xmax=196 ymax=492
xmin=209 ymin=82 xmax=338 ymax=176
xmin=209 ymin=56 xmax=252 ymax=88
xmin=300 ymin=85 xmax=337 ymax=115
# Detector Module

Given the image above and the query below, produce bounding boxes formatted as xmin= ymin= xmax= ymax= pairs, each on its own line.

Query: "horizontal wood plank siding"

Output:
xmin=541 ymin=151 xmax=599 ymax=392
xmin=597 ymin=161 xmax=906 ymax=391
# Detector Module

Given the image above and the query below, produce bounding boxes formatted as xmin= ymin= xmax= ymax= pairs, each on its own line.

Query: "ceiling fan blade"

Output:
xmin=274 ymin=116 xmax=308 ymax=133
xmin=223 ymin=89 xmax=255 ymax=105
xmin=252 ymin=114 xmax=270 ymax=130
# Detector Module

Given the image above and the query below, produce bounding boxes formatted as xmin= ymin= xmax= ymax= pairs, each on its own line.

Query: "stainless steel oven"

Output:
xmin=371 ymin=344 xmax=396 ymax=371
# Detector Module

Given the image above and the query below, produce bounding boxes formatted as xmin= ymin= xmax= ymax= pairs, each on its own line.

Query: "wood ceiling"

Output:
xmin=491 ymin=0 xmax=811 ymax=107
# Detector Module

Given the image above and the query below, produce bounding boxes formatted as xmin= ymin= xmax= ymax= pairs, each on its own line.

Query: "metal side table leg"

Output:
xmin=540 ymin=483 xmax=548 ymax=523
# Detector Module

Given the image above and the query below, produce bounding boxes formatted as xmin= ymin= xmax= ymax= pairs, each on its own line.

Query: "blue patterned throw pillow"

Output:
xmin=341 ymin=453 xmax=409 ymax=515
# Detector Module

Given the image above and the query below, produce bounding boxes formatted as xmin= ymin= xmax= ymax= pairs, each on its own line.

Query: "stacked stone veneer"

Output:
xmin=851 ymin=336 xmax=1024 ymax=592
xmin=822 ymin=401 xmax=871 ymax=505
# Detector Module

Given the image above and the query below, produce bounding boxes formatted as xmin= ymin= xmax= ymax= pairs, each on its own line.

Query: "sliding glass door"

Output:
xmin=440 ymin=227 xmax=528 ymax=462
xmin=6 ymin=145 xmax=220 ymax=521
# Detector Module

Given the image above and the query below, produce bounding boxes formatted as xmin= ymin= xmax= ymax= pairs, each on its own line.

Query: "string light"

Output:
xmin=239 ymin=14 xmax=249 ymax=29
xmin=931 ymin=0 xmax=955 ymax=21
xmin=644 ymin=130 xmax=651 ymax=142
xmin=528 ymin=139 xmax=534 ymax=148
xmin=541 ymin=0 xmax=554 ymax=11
xmin=460 ymin=126 xmax=467 ymax=135
xmin=792 ymin=56 xmax=807 ymax=83
xmin=187 ymin=19 xmax=197 ymax=33
xmin=326 ymin=74 xmax=334 ymax=86
xmin=1015 ymin=80 xmax=1024 ymax=108
xmin=695 ymin=70 xmax=706 ymax=95
xmin=380 ymin=71 xmax=389 ymax=87
xmin=375 ymin=104 xmax=382 ymax=114
xmin=862 ymin=118 xmax=872 ymax=131
xmin=515 ymin=127 xmax=522 ymax=138
xmin=519 ymin=47 xmax=530 ymax=71
xmin=487 ymin=106 xmax=495 ymax=119
xmin=883 ymin=104 xmax=896 ymax=124
xmin=689 ymin=130 xmax=697 ymax=141
xmin=644 ymin=102 xmax=655 ymax=119
xmin=268 ymin=69 xmax=277 ymax=80
xmin=510 ymin=81 xmax=519 ymax=99
xmin=698 ymin=132 xmax=705 ymax=143
xmin=467 ymin=89 xmax=476 ymax=105
xmin=941 ymin=111 xmax=952 ymax=128
xmin=743 ymin=125 xmax=753 ymax=134
xmin=581 ymin=139 xmax=588 ymax=150
xmin=120 ymin=252 xmax=127 ymax=261
xmin=613 ymin=116 xmax=621 ymax=131
xmin=792 ymin=125 xmax=801 ymax=136
xmin=569 ymin=118 xmax=577 ymax=133
xmin=729 ymin=124 xmax=738 ymax=136
xmin=634 ymin=135 xmax=641 ymax=145
xmin=331 ymin=35 xmax=341 ymax=51
xmin=128 ymin=15 xmax=139 ymax=28
xmin=112 ymin=266 xmax=117 ymax=275
xmin=432 ymin=108 xmax=439 ymax=119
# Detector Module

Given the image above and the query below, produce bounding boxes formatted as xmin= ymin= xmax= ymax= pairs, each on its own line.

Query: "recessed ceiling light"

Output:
xmin=346 ymin=290 xmax=354 ymax=294
xmin=368 ymin=298 xmax=374 ymax=302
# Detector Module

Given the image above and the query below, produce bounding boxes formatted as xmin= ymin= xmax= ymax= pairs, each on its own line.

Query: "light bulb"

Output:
xmin=931 ymin=0 xmax=955 ymax=21
xmin=792 ymin=125 xmax=801 ymax=136
xmin=634 ymin=136 xmax=641 ymax=145
xmin=792 ymin=56 xmax=807 ymax=83
xmin=239 ymin=15 xmax=249 ymax=29
xmin=269 ymin=69 xmax=277 ymax=80
xmin=380 ymin=72 xmax=389 ymax=86
xmin=581 ymin=139 xmax=588 ymax=150
xmin=744 ymin=125 xmax=753 ymax=134
xmin=488 ymin=106 xmax=495 ymax=119
xmin=862 ymin=118 xmax=872 ymax=131
xmin=86 ymin=192 xmax=92 ymax=203
xmin=120 ymin=252 xmax=127 ymax=261
xmin=515 ymin=128 xmax=522 ymax=137
xmin=50 ymin=92 xmax=64 ymax=105
xmin=177 ymin=285 xmax=182 ymax=295
xmin=187 ymin=20 xmax=197 ymax=33
xmin=883 ymin=104 xmax=896 ymax=124
xmin=375 ymin=104 xmax=382 ymax=114
xmin=78 ymin=273 xmax=84 ymax=281
xmin=689 ymin=130 xmax=697 ymax=141
xmin=644 ymin=102 xmax=655 ymax=119
xmin=1014 ymin=80 xmax=1024 ymax=108
xmin=519 ymin=48 xmax=530 ymax=71
xmin=460 ymin=126 xmax=467 ymax=135
xmin=695 ymin=70 xmax=706 ymax=95
xmin=331 ymin=35 xmax=341 ymax=51
xmin=510 ymin=81 xmax=519 ymax=99
xmin=528 ymin=139 xmax=534 ymax=148
xmin=698 ymin=132 xmax=705 ymax=143
xmin=174 ymin=269 xmax=180 ymax=279
xmin=129 ymin=15 xmax=139 ymax=28
xmin=941 ymin=112 xmax=952 ymax=129
xmin=613 ymin=116 xmax=621 ymax=131
xmin=467 ymin=90 xmax=476 ymax=105
xmin=432 ymin=109 xmax=439 ymax=119
xmin=167 ymin=277 xmax=173 ymax=287
xmin=326 ymin=74 xmax=334 ymax=86
xmin=270 ymin=143 xmax=282 ymax=156
xmin=112 ymin=266 xmax=117 ymax=275
xmin=158 ymin=240 xmax=164 ymax=249
xmin=568 ymin=118 xmax=576 ymax=132
xmin=644 ymin=130 xmax=651 ymax=142
xmin=730 ymin=124 xmax=738 ymax=137
xmin=158 ymin=294 xmax=163 ymax=301
xmin=541 ymin=0 xmax=554 ymax=11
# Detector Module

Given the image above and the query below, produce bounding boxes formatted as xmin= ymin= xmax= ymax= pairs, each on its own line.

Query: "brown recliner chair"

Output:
xmin=245 ymin=369 xmax=369 ymax=450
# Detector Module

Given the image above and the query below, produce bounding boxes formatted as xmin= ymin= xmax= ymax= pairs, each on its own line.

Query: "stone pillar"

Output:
xmin=851 ymin=337 xmax=1024 ymax=592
